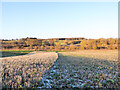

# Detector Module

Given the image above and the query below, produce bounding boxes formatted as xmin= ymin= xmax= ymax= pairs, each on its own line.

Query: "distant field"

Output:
xmin=60 ymin=50 xmax=118 ymax=61
xmin=1 ymin=50 xmax=33 ymax=57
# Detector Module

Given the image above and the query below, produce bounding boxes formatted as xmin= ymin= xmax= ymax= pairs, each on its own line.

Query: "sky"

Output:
xmin=1 ymin=2 xmax=118 ymax=39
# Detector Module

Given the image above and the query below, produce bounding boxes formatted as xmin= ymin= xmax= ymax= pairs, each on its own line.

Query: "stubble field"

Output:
xmin=1 ymin=51 xmax=58 ymax=88
xmin=38 ymin=50 xmax=119 ymax=88
xmin=1 ymin=50 xmax=119 ymax=89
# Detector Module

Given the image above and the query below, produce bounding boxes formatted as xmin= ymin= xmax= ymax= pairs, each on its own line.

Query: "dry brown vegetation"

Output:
xmin=1 ymin=50 xmax=119 ymax=89
xmin=37 ymin=50 xmax=119 ymax=88
xmin=1 ymin=37 xmax=118 ymax=51
xmin=61 ymin=50 xmax=118 ymax=61
xmin=1 ymin=52 xmax=58 ymax=88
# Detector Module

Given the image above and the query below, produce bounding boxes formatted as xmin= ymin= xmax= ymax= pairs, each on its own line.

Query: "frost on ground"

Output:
xmin=1 ymin=51 xmax=58 ymax=88
xmin=38 ymin=50 xmax=119 ymax=88
xmin=1 ymin=50 xmax=119 ymax=88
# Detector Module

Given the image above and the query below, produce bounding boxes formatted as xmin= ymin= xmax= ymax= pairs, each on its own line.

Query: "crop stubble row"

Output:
xmin=1 ymin=51 xmax=58 ymax=88
xmin=1 ymin=50 xmax=119 ymax=88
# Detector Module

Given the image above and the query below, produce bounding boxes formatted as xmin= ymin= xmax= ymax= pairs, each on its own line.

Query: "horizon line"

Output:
xmin=0 ymin=37 xmax=118 ymax=40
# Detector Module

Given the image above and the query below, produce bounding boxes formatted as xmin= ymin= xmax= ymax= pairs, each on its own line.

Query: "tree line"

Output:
xmin=1 ymin=37 xmax=118 ymax=51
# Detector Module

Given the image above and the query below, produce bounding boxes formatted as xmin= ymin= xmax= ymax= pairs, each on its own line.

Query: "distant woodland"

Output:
xmin=1 ymin=37 xmax=118 ymax=51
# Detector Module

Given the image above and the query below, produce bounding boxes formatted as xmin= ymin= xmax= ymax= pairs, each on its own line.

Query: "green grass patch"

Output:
xmin=1 ymin=50 xmax=33 ymax=52
xmin=54 ymin=40 xmax=66 ymax=45
xmin=1 ymin=50 xmax=33 ymax=57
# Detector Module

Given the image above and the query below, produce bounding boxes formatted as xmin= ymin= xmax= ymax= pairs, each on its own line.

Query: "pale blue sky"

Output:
xmin=2 ymin=2 xmax=118 ymax=39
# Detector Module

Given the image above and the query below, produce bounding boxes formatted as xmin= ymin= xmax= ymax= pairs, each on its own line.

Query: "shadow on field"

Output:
xmin=39 ymin=53 xmax=119 ymax=88
xmin=58 ymin=53 xmax=118 ymax=73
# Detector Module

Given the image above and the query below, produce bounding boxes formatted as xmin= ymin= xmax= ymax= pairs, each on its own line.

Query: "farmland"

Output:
xmin=38 ymin=50 xmax=119 ymax=88
xmin=1 ymin=50 xmax=33 ymax=57
xmin=1 ymin=50 xmax=119 ymax=88
xmin=1 ymin=51 xmax=58 ymax=88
